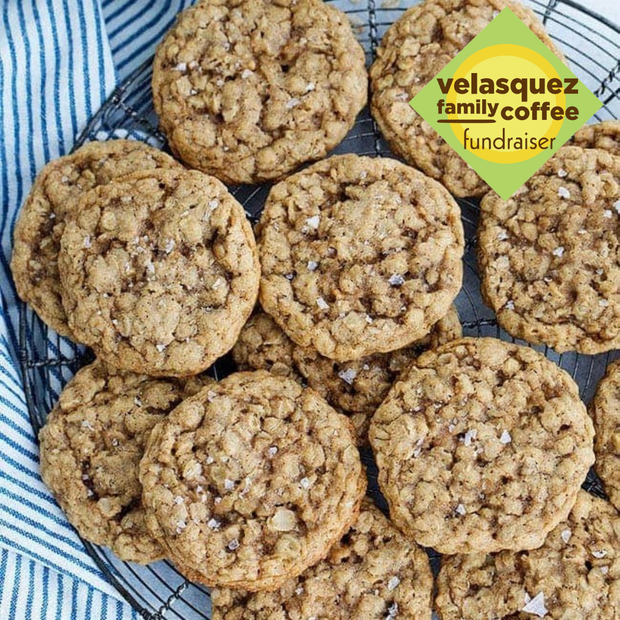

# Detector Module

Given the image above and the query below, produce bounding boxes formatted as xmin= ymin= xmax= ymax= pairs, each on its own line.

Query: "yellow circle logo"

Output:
xmin=446 ymin=44 xmax=565 ymax=164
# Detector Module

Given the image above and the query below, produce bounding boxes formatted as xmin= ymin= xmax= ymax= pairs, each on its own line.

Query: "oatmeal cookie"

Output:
xmin=571 ymin=120 xmax=620 ymax=156
xmin=232 ymin=310 xmax=300 ymax=380
xmin=211 ymin=499 xmax=433 ymax=620
xmin=233 ymin=306 xmax=460 ymax=444
xmin=590 ymin=360 xmax=620 ymax=512
xmin=39 ymin=360 xmax=211 ymax=563
xmin=152 ymin=0 xmax=367 ymax=185
xmin=233 ymin=307 xmax=460 ymax=444
xmin=294 ymin=305 xmax=461 ymax=444
xmin=139 ymin=370 xmax=366 ymax=591
xmin=11 ymin=140 xmax=180 ymax=337
xmin=258 ymin=154 xmax=464 ymax=361
xmin=369 ymin=337 xmax=595 ymax=554
xmin=479 ymin=147 xmax=620 ymax=354
xmin=436 ymin=491 xmax=619 ymax=619
xmin=58 ymin=168 xmax=259 ymax=376
xmin=370 ymin=0 xmax=564 ymax=197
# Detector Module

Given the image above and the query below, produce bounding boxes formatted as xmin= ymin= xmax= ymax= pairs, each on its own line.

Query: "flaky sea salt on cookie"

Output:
xmin=233 ymin=307 xmax=461 ymax=445
xmin=479 ymin=146 xmax=620 ymax=354
xmin=58 ymin=167 xmax=259 ymax=376
xmin=369 ymin=337 xmax=594 ymax=555
xmin=152 ymin=0 xmax=367 ymax=185
xmin=11 ymin=140 xmax=180 ymax=337
xmin=293 ymin=305 xmax=462 ymax=444
xmin=139 ymin=370 xmax=366 ymax=591
xmin=211 ymin=499 xmax=433 ymax=620
xmin=436 ymin=491 xmax=619 ymax=619
xmin=257 ymin=154 xmax=464 ymax=362
xmin=39 ymin=360 xmax=212 ymax=564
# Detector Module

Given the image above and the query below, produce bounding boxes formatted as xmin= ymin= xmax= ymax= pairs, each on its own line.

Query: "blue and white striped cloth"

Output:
xmin=0 ymin=2 xmax=196 ymax=618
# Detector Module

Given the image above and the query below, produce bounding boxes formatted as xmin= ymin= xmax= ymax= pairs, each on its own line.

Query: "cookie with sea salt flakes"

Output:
xmin=10 ymin=139 xmax=181 ymax=337
xmin=369 ymin=337 xmax=594 ymax=555
xmin=211 ymin=499 xmax=433 ymax=620
xmin=139 ymin=370 xmax=366 ymax=591
xmin=478 ymin=146 xmax=620 ymax=354
xmin=233 ymin=306 xmax=461 ymax=445
xmin=369 ymin=0 xmax=564 ymax=197
xmin=435 ymin=491 xmax=619 ymax=619
xmin=152 ymin=0 xmax=367 ymax=185
xmin=293 ymin=304 xmax=462 ymax=444
xmin=589 ymin=359 xmax=620 ymax=512
xmin=257 ymin=154 xmax=464 ymax=362
xmin=58 ymin=167 xmax=259 ymax=376
xmin=39 ymin=360 xmax=212 ymax=564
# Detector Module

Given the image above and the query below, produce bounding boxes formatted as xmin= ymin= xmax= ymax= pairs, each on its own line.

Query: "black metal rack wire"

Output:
xmin=17 ymin=1 xmax=619 ymax=618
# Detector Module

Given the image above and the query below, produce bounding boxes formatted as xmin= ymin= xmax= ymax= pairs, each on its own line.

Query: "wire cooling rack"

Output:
xmin=17 ymin=1 xmax=619 ymax=618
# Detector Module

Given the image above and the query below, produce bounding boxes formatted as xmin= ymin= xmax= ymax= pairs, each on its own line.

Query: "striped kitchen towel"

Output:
xmin=0 ymin=1 xmax=194 ymax=618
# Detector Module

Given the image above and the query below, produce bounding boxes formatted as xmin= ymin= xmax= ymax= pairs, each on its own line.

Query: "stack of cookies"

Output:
xmin=11 ymin=0 xmax=619 ymax=618
xmin=11 ymin=141 xmax=260 ymax=376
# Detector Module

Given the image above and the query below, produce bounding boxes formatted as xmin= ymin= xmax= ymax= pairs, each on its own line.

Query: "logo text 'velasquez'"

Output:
xmin=409 ymin=9 xmax=602 ymax=198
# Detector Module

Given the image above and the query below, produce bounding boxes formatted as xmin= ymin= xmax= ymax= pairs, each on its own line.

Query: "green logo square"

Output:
xmin=409 ymin=8 xmax=602 ymax=199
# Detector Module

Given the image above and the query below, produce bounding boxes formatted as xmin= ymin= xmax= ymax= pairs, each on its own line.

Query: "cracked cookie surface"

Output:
xmin=139 ymin=370 xmax=366 ymax=591
xmin=257 ymin=154 xmax=464 ymax=362
xmin=58 ymin=168 xmax=259 ymax=376
xmin=11 ymin=140 xmax=180 ymax=337
xmin=39 ymin=360 xmax=211 ymax=563
xmin=233 ymin=306 xmax=461 ymax=444
xmin=293 ymin=305 xmax=461 ymax=444
xmin=436 ymin=491 xmax=619 ymax=619
xmin=232 ymin=311 xmax=301 ymax=380
xmin=590 ymin=360 xmax=620 ymax=512
xmin=152 ymin=0 xmax=367 ymax=185
xmin=211 ymin=499 xmax=433 ymax=620
xmin=479 ymin=147 xmax=620 ymax=354
xmin=369 ymin=337 xmax=594 ymax=554
xmin=370 ymin=0 xmax=564 ymax=197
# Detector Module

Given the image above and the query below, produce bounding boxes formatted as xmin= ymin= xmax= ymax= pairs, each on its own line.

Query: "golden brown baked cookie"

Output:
xmin=139 ymin=370 xmax=366 ymax=591
xmin=232 ymin=310 xmax=300 ymax=380
xmin=435 ymin=491 xmax=619 ymax=619
xmin=233 ymin=306 xmax=460 ymax=444
xmin=152 ymin=0 xmax=367 ymax=185
xmin=211 ymin=499 xmax=433 ymax=620
xmin=478 ymin=147 xmax=620 ymax=354
xmin=369 ymin=337 xmax=594 ymax=555
xmin=590 ymin=360 xmax=620 ymax=512
xmin=370 ymin=0 xmax=564 ymax=197
xmin=258 ymin=154 xmax=464 ymax=361
xmin=293 ymin=305 xmax=462 ymax=444
xmin=39 ymin=360 xmax=211 ymax=564
xmin=11 ymin=140 xmax=180 ymax=337
xmin=571 ymin=120 xmax=620 ymax=156
xmin=58 ymin=168 xmax=259 ymax=376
